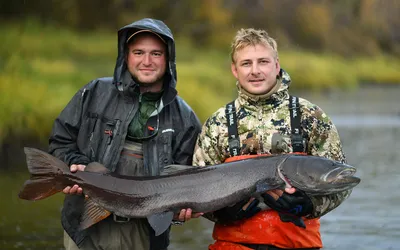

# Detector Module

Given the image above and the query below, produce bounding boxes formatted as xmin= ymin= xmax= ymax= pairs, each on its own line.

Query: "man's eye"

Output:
xmin=242 ymin=62 xmax=250 ymax=66
xmin=134 ymin=51 xmax=143 ymax=55
xmin=152 ymin=52 xmax=162 ymax=57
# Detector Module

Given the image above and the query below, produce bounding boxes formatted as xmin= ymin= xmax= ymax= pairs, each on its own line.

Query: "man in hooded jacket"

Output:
xmin=49 ymin=18 xmax=202 ymax=250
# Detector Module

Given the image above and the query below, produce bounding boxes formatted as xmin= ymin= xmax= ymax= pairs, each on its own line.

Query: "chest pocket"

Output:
xmin=271 ymin=133 xmax=291 ymax=154
xmin=83 ymin=112 xmax=120 ymax=162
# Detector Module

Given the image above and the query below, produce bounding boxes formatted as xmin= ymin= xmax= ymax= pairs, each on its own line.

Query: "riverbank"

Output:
xmin=1 ymin=22 xmax=400 ymax=162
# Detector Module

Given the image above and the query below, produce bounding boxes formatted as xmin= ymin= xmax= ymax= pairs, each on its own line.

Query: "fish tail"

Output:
xmin=18 ymin=147 xmax=69 ymax=201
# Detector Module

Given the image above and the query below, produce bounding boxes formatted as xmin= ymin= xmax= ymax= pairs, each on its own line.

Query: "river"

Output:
xmin=1 ymin=85 xmax=399 ymax=249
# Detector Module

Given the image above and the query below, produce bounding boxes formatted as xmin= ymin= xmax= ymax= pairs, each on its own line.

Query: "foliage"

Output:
xmin=292 ymin=2 xmax=333 ymax=50
xmin=1 ymin=0 xmax=399 ymax=56
xmin=1 ymin=20 xmax=400 ymax=148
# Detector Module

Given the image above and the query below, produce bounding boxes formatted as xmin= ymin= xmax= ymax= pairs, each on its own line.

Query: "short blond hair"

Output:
xmin=230 ymin=28 xmax=278 ymax=63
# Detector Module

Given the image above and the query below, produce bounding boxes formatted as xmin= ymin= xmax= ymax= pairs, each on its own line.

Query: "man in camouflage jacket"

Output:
xmin=192 ymin=28 xmax=352 ymax=249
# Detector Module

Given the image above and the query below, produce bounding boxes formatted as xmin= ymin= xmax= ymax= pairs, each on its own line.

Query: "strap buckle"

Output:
xmin=291 ymin=134 xmax=306 ymax=153
xmin=228 ymin=138 xmax=240 ymax=156
xmin=113 ymin=214 xmax=130 ymax=223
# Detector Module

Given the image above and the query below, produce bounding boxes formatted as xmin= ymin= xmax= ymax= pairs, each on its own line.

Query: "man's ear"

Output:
xmin=231 ymin=63 xmax=238 ymax=79
xmin=276 ymin=58 xmax=281 ymax=75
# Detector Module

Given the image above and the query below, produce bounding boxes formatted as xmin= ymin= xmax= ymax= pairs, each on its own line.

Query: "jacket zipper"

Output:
xmin=89 ymin=113 xmax=98 ymax=161
xmin=103 ymin=119 xmax=121 ymax=164
xmin=108 ymin=96 xmax=139 ymax=172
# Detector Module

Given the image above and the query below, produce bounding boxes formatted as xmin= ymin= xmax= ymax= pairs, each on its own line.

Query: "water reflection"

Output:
xmin=316 ymin=127 xmax=400 ymax=250
xmin=331 ymin=115 xmax=400 ymax=127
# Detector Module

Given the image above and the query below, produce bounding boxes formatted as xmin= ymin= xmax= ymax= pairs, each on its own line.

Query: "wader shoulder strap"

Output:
xmin=289 ymin=95 xmax=306 ymax=153
xmin=225 ymin=101 xmax=240 ymax=156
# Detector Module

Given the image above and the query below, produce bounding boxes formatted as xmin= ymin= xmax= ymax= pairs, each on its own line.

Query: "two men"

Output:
xmin=193 ymin=28 xmax=351 ymax=249
xmin=49 ymin=18 xmax=351 ymax=249
xmin=49 ymin=18 xmax=201 ymax=250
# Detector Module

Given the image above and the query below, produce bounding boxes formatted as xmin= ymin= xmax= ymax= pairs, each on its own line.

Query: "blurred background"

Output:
xmin=0 ymin=0 xmax=399 ymax=249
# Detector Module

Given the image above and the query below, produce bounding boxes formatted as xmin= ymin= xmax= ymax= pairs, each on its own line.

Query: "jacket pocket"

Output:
xmin=82 ymin=112 xmax=119 ymax=163
xmin=102 ymin=119 xmax=121 ymax=164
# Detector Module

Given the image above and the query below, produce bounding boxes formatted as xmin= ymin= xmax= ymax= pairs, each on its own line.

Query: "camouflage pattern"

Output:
xmin=193 ymin=69 xmax=351 ymax=218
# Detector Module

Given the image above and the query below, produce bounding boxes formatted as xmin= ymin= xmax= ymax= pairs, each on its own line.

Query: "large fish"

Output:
xmin=19 ymin=147 xmax=360 ymax=235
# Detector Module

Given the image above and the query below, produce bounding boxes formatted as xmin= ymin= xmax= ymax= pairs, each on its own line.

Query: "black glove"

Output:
xmin=262 ymin=190 xmax=313 ymax=228
xmin=213 ymin=198 xmax=261 ymax=223
xmin=262 ymin=190 xmax=313 ymax=217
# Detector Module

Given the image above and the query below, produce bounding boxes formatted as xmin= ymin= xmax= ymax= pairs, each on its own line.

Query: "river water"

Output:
xmin=1 ymin=85 xmax=399 ymax=249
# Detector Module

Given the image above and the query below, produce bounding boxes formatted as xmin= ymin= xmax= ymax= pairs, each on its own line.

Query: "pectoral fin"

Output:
xmin=79 ymin=197 xmax=111 ymax=230
xmin=147 ymin=211 xmax=174 ymax=236
xmin=255 ymin=182 xmax=276 ymax=193
xmin=161 ymin=165 xmax=201 ymax=176
xmin=85 ymin=162 xmax=110 ymax=173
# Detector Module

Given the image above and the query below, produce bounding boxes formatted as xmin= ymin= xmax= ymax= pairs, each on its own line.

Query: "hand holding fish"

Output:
xmin=217 ymin=187 xmax=296 ymax=221
xmin=262 ymin=188 xmax=313 ymax=216
xmin=239 ymin=187 xmax=297 ymax=212
xmin=265 ymin=187 xmax=296 ymax=199
xmin=212 ymin=197 xmax=262 ymax=223
xmin=62 ymin=164 xmax=86 ymax=195
xmin=262 ymin=188 xmax=314 ymax=228
xmin=173 ymin=208 xmax=204 ymax=222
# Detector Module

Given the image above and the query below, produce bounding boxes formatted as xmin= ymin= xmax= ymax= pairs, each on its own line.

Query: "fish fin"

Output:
xmin=23 ymin=147 xmax=69 ymax=175
xmin=18 ymin=178 xmax=62 ymax=200
xmin=79 ymin=197 xmax=111 ymax=230
xmin=85 ymin=162 xmax=110 ymax=173
xmin=278 ymin=212 xmax=306 ymax=228
xmin=255 ymin=182 xmax=275 ymax=193
xmin=147 ymin=211 xmax=174 ymax=236
xmin=19 ymin=147 xmax=68 ymax=200
xmin=161 ymin=165 xmax=201 ymax=176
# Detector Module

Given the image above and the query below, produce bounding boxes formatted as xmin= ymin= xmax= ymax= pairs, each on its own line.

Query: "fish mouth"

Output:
xmin=322 ymin=164 xmax=361 ymax=187
xmin=298 ymin=165 xmax=361 ymax=195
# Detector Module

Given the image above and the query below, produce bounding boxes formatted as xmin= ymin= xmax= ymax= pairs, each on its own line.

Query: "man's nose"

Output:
xmin=251 ymin=63 xmax=260 ymax=75
xmin=143 ymin=54 xmax=151 ymax=65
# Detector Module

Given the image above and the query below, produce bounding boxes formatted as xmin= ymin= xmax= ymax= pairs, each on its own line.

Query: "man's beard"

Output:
xmin=131 ymin=74 xmax=164 ymax=88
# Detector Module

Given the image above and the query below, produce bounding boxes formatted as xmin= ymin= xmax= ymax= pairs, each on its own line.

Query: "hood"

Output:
xmin=113 ymin=18 xmax=177 ymax=93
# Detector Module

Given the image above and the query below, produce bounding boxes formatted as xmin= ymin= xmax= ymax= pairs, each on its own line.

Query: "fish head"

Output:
xmin=278 ymin=154 xmax=361 ymax=195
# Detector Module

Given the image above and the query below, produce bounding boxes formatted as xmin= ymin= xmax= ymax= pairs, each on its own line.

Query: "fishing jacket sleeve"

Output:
xmin=49 ymin=83 xmax=93 ymax=166
xmin=172 ymin=110 xmax=202 ymax=166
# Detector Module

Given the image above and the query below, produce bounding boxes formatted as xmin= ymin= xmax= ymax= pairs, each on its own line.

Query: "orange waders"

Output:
xmin=209 ymin=155 xmax=322 ymax=250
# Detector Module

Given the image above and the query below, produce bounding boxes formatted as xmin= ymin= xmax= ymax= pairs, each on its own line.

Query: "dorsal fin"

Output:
xmin=79 ymin=197 xmax=111 ymax=230
xmin=85 ymin=162 xmax=110 ymax=173
xmin=161 ymin=164 xmax=204 ymax=176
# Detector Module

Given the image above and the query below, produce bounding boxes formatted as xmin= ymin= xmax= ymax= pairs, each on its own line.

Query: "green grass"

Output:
xmin=1 ymin=21 xmax=400 ymax=145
